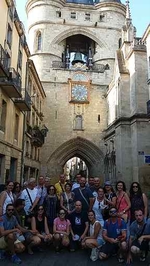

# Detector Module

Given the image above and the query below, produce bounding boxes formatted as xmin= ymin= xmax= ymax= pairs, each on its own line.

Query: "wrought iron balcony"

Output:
xmin=31 ymin=127 xmax=45 ymax=147
xmin=14 ymin=90 xmax=31 ymax=111
xmin=0 ymin=44 xmax=9 ymax=77
xmin=0 ymin=67 xmax=22 ymax=98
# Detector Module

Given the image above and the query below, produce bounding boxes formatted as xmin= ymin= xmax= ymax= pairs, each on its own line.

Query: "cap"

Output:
xmin=104 ymin=181 xmax=111 ymax=186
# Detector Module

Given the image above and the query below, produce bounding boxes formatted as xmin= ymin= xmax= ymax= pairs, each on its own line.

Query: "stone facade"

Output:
xmin=26 ymin=0 xmax=150 ymax=187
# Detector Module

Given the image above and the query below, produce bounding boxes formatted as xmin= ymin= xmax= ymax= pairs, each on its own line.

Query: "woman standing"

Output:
xmin=92 ymin=187 xmax=107 ymax=227
xmin=53 ymin=209 xmax=70 ymax=252
xmin=0 ymin=181 xmax=14 ymax=215
xmin=44 ymin=185 xmax=58 ymax=231
xmin=60 ymin=183 xmax=75 ymax=215
xmin=29 ymin=205 xmax=52 ymax=254
xmin=129 ymin=182 xmax=148 ymax=223
xmin=103 ymin=181 xmax=117 ymax=220
xmin=82 ymin=210 xmax=104 ymax=261
xmin=116 ymin=181 xmax=131 ymax=222
xmin=12 ymin=182 xmax=22 ymax=202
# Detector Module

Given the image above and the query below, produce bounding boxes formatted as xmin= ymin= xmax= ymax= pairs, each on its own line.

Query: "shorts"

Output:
xmin=97 ymin=238 xmax=105 ymax=247
xmin=100 ymin=242 xmax=119 ymax=256
xmin=0 ymin=237 xmax=7 ymax=249
xmin=132 ymin=239 xmax=149 ymax=252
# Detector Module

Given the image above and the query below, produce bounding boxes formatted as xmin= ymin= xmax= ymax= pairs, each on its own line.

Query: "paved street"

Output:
xmin=1 ymin=247 xmax=149 ymax=266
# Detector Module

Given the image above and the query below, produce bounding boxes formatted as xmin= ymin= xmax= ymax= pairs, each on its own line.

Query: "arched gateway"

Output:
xmin=47 ymin=137 xmax=104 ymax=181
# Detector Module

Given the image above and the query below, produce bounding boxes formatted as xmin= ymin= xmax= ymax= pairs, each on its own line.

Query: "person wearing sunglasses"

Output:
xmin=12 ymin=182 xmax=22 ymax=202
xmin=129 ymin=182 xmax=148 ymax=224
xmin=53 ymin=209 xmax=70 ymax=253
xmin=43 ymin=185 xmax=59 ymax=232
xmin=99 ymin=207 xmax=127 ymax=263
xmin=0 ymin=203 xmax=32 ymax=264
xmin=29 ymin=205 xmax=52 ymax=254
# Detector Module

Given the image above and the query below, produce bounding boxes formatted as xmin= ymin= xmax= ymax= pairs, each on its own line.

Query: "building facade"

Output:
xmin=26 ymin=0 xmax=150 ymax=187
xmin=0 ymin=0 xmax=46 ymax=184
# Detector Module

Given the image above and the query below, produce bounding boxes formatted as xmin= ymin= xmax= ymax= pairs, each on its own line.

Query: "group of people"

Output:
xmin=0 ymin=174 xmax=149 ymax=265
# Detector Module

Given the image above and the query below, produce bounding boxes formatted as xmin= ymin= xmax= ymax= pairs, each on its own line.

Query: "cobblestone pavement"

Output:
xmin=1 ymin=247 xmax=149 ymax=266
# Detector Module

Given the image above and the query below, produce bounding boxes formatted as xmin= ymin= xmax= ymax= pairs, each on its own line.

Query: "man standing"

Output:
xmin=0 ymin=204 xmax=27 ymax=263
xmin=30 ymin=176 xmax=47 ymax=211
xmin=99 ymin=207 xmax=127 ymax=262
xmin=73 ymin=176 xmax=94 ymax=213
xmin=72 ymin=174 xmax=81 ymax=191
xmin=90 ymin=177 xmax=101 ymax=197
xmin=68 ymin=201 xmax=89 ymax=251
xmin=55 ymin=174 xmax=66 ymax=200
xmin=20 ymin=178 xmax=37 ymax=216
xmin=127 ymin=209 xmax=150 ymax=264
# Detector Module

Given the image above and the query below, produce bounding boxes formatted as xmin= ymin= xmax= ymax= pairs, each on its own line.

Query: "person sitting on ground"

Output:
xmin=0 ymin=203 xmax=32 ymax=264
xmin=99 ymin=207 xmax=127 ymax=263
xmin=53 ymin=209 xmax=70 ymax=253
xmin=30 ymin=205 xmax=52 ymax=254
xmin=68 ymin=201 xmax=89 ymax=251
xmin=127 ymin=208 xmax=150 ymax=264
xmin=82 ymin=210 xmax=104 ymax=261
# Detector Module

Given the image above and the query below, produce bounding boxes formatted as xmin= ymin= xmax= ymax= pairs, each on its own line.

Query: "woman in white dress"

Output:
xmin=92 ymin=187 xmax=107 ymax=227
xmin=0 ymin=181 xmax=14 ymax=215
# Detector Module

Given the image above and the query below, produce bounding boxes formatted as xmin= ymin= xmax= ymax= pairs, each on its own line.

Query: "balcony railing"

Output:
xmin=52 ymin=61 xmax=109 ymax=73
xmin=0 ymin=67 xmax=22 ymax=98
xmin=14 ymin=90 xmax=31 ymax=111
xmin=0 ymin=44 xmax=9 ymax=77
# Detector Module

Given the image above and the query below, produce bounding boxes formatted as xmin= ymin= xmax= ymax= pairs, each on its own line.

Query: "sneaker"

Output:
xmin=0 ymin=250 xmax=6 ymax=260
xmin=118 ymin=257 xmax=124 ymax=263
xmin=11 ymin=254 xmax=22 ymax=264
xmin=140 ymin=255 xmax=146 ymax=262
xmin=90 ymin=248 xmax=99 ymax=261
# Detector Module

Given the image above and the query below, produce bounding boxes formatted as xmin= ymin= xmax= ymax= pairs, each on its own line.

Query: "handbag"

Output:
xmin=26 ymin=189 xmax=35 ymax=217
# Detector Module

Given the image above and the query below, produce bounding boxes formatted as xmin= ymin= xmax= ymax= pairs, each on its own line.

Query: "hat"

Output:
xmin=104 ymin=181 xmax=111 ymax=186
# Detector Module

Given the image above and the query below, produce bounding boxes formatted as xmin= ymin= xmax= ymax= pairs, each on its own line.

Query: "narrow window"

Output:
xmin=75 ymin=115 xmax=83 ymax=130
xmin=0 ymin=100 xmax=7 ymax=132
xmin=119 ymin=38 xmax=122 ymax=48
xmin=14 ymin=114 xmax=19 ymax=140
xmin=71 ymin=12 xmax=76 ymax=19
xmin=85 ymin=13 xmax=90 ymax=21
xmin=56 ymin=11 xmax=61 ymax=18
xmin=37 ymin=32 xmax=42 ymax=50
xmin=18 ymin=49 xmax=22 ymax=70
xmin=0 ymin=154 xmax=5 ymax=183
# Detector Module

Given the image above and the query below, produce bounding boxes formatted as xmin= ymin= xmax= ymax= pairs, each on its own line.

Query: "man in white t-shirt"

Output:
xmin=20 ymin=178 xmax=37 ymax=215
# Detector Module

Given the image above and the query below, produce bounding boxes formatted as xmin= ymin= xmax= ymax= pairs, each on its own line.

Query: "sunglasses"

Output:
xmin=133 ymin=185 xmax=138 ymax=188
xmin=109 ymin=210 xmax=117 ymax=214
xmin=38 ymin=208 xmax=44 ymax=211
xmin=7 ymin=209 xmax=14 ymax=212
xmin=59 ymin=212 xmax=65 ymax=215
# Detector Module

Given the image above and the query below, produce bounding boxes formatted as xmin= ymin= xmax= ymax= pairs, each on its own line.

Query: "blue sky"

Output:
xmin=16 ymin=0 xmax=150 ymax=37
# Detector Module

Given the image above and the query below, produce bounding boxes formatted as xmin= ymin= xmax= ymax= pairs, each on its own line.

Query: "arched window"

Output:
xmin=74 ymin=115 xmax=83 ymax=130
xmin=37 ymin=31 xmax=42 ymax=50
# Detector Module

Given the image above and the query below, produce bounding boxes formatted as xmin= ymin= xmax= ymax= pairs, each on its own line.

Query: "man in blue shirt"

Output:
xmin=127 ymin=209 xmax=150 ymax=264
xmin=0 ymin=203 xmax=29 ymax=264
xmin=73 ymin=177 xmax=94 ymax=212
xmin=99 ymin=207 xmax=127 ymax=262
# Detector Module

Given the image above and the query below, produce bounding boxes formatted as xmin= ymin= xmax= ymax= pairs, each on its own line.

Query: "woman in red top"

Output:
xmin=116 ymin=181 xmax=131 ymax=222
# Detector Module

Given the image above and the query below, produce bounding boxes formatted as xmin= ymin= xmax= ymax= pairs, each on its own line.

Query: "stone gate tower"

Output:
xmin=26 ymin=0 xmax=127 ymax=181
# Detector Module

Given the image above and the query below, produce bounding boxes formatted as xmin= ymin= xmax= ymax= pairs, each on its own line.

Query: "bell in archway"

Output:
xmin=72 ymin=52 xmax=84 ymax=65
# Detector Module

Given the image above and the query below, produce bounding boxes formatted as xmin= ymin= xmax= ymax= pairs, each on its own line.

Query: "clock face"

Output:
xmin=72 ymin=84 xmax=88 ymax=102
